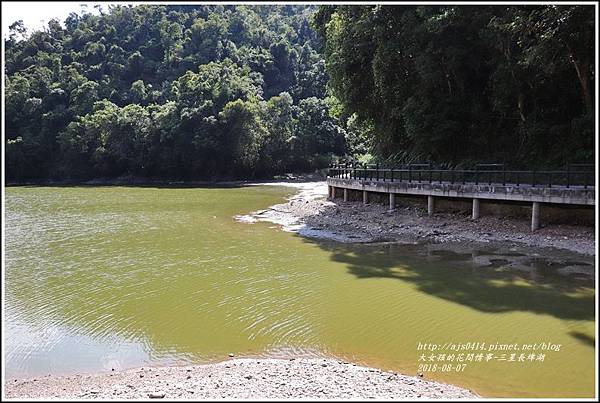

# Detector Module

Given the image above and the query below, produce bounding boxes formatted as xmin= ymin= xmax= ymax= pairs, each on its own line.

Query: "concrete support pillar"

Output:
xmin=363 ymin=190 xmax=369 ymax=205
xmin=327 ymin=186 xmax=332 ymax=200
xmin=389 ymin=193 xmax=396 ymax=210
xmin=427 ymin=195 xmax=435 ymax=216
xmin=343 ymin=188 xmax=348 ymax=202
xmin=531 ymin=202 xmax=540 ymax=231
xmin=472 ymin=198 xmax=480 ymax=220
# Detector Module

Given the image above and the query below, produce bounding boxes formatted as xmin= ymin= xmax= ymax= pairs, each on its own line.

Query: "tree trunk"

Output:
xmin=568 ymin=46 xmax=593 ymax=114
xmin=575 ymin=58 xmax=593 ymax=114
xmin=517 ymin=93 xmax=526 ymax=123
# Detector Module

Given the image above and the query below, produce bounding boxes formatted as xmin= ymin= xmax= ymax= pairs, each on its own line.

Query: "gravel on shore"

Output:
xmin=4 ymin=358 xmax=479 ymax=399
xmin=237 ymin=181 xmax=595 ymax=256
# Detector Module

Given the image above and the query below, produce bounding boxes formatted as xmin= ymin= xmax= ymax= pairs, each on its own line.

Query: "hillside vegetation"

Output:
xmin=314 ymin=5 xmax=595 ymax=168
xmin=4 ymin=4 xmax=595 ymax=182
xmin=5 ymin=5 xmax=345 ymax=181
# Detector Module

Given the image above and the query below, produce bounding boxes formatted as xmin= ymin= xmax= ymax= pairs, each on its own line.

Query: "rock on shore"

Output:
xmin=5 ymin=358 xmax=478 ymax=399
xmin=238 ymin=181 xmax=594 ymax=256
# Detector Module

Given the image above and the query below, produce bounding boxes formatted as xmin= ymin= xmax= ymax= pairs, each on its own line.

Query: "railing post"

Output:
xmin=475 ymin=167 xmax=479 ymax=185
xmin=409 ymin=166 xmax=412 ymax=183
xmin=376 ymin=163 xmax=379 ymax=181
xmin=391 ymin=168 xmax=394 ymax=182
xmin=502 ymin=168 xmax=506 ymax=186
xmin=532 ymin=170 xmax=536 ymax=187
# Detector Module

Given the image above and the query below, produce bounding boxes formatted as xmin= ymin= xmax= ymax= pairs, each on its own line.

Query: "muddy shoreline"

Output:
xmin=239 ymin=181 xmax=595 ymax=257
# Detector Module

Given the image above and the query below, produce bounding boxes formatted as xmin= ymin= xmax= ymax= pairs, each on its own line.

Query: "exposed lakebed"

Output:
xmin=4 ymin=185 xmax=595 ymax=397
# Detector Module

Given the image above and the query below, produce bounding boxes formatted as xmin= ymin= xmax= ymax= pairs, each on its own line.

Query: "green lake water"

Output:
xmin=4 ymin=186 xmax=596 ymax=397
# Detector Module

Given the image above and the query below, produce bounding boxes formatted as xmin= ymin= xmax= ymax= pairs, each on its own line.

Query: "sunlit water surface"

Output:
xmin=4 ymin=186 xmax=595 ymax=397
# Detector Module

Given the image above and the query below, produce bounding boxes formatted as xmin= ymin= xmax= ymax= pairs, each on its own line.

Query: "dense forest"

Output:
xmin=5 ymin=5 xmax=345 ymax=181
xmin=314 ymin=5 xmax=595 ymax=168
xmin=4 ymin=4 xmax=596 ymax=182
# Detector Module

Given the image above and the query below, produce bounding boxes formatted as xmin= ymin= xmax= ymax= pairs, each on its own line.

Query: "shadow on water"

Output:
xmin=299 ymin=237 xmax=595 ymax=322
xmin=569 ymin=331 xmax=596 ymax=347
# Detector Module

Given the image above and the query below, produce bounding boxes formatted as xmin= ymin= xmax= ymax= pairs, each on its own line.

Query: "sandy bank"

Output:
xmin=4 ymin=358 xmax=478 ymax=399
xmin=237 ymin=181 xmax=595 ymax=256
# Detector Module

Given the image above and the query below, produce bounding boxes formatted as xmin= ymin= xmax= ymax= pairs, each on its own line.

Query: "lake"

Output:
xmin=4 ymin=185 xmax=595 ymax=397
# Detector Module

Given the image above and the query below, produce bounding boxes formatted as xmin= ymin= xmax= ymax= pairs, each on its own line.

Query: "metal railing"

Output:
xmin=327 ymin=163 xmax=595 ymax=189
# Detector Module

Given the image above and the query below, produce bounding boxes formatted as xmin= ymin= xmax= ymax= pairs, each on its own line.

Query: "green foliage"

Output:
xmin=5 ymin=5 xmax=347 ymax=181
xmin=314 ymin=5 xmax=595 ymax=168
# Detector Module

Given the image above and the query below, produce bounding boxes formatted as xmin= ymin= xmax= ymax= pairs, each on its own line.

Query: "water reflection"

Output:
xmin=4 ymin=186 xmax=595 ymax=397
